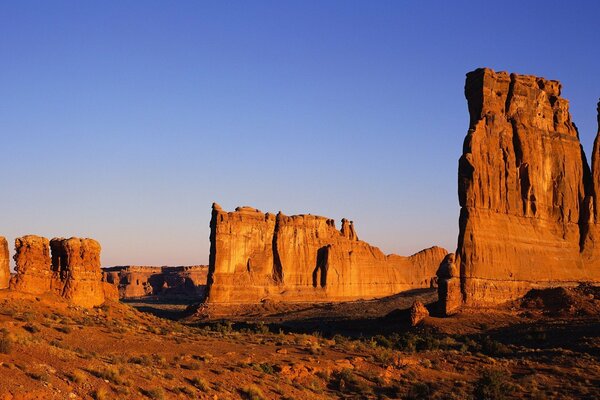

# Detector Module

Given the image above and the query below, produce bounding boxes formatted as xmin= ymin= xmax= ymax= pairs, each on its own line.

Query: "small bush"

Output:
xmin=474 ymin=369 xmax=514 ymax=400
xmin=92 ymin=387 xmax=110 ymax=400
xmin=139 ymin=387 xmax=165 ymax=400
xmin=23 ymin=323 xmax=41 ymax=333
xmin=188 ymin=376 xmax=209 ymax=391
xmin=239 ymin=385 xmax=266 ymax=400
xmin=0 ymin=333 xmax=14 ymax=354
xmin=407 ymin=382 xmax=432 ymax=399
xmin=329 ymin=368 xmax=372 ymax=395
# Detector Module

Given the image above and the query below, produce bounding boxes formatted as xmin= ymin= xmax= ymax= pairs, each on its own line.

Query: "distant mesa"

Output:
xmin=446 ymin=67 xmax=600 ymax=313
xmin=102 ymin=265 xmax=208 ymax=299
xmin=206 ymin=203 xmax=448 ymax=304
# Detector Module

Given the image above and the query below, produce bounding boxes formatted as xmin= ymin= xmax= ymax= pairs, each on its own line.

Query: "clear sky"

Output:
xmin=1 ymin=1 xmax=599 ymax=267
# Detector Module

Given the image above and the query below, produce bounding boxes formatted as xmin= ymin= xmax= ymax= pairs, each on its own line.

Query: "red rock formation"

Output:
xmin=102 ymin=265 xmax=208 ymax=299
xmin=50 ymin=238 xmax=107 ymax=307
xmin=409 ymin=300 xmax=429 ymax=326
xmin=456 ymin=68 xmax=600 ymax=306
xmin=11 ymin=235 xmax=54 ymax=294
xmin=207 ymin=203 xmax=447 ymax=303
xmin=0 ymin=237 xmax=9 ymax=289
xmin=436 ymin=253 xmax=461 ymax=315
xmin=11 ymin=235 xmax=113 ymax=307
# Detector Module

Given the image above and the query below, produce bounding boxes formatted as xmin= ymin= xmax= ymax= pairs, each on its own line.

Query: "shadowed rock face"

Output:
xmin=102 ymin=265 xmax=208 ymax=299
xmin=10 ymin=235 xmax=114 ymax=307
xmin=456 ymin=68 xmax=600 ymax=306
xmin=0 ymin=237 xmax=10 ymax=289
xmin=207 ymin=203 xmax=447 ymax=304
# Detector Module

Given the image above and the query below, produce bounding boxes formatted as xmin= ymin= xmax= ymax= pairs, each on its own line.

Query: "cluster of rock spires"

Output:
xmin=102 ymin=265 xmax=208 ymax=299
xmin=0 ymin=235 xmax=116 ymax=308
xmin=206 ymin=204 xmax=447 ymax=303
xmin=439 ymin=68 xmax=600 ymax=314
xmin=2 ymin=67 xmax=598 ymax=317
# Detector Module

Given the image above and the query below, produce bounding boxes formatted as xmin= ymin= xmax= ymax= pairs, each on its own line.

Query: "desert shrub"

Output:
xmin=188 ymin=376 xmax=209 ymax=391
xmin=180 ymin=361 xmax=202 ymax=370
xmin=0 ymin=332 xmax=14 ymax=354
xmin=474 ymin=369 xmax=514 ymax=400
xmin=90 ymin=366 xmax=128 ymax=386
xmin=92 ymin=387 xmax=110 ymax=400
xmin=55 ymin=325 xmax=72 ymax=334
xmin=139 ymin=387 xmax=165 ymax=400
xmin=23 ymin=323 xmax=41 ymax=333
xmin=26 ymin=371 xmax=49 ymax=382
xmin=480 ymin=337 xmax=512 ymax=357
xmin=254 ymin=362 xmax=274 ymax=375
xmin=128 ymin=354 xmax=152 ymax=366
xmin=329 ymin=368 xmax=372 ymax=395
xmin=406 ymin=382 xmax=432 ymax=399
xmin=239 ymin=385 xmax=266 ymax=400
xmin=174 ymin=386 xmax=195 ymax=395
xmin=66 ymin=370 xmax=86 ymax=384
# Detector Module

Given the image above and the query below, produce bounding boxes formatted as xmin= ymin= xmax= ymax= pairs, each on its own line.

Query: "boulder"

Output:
xmin=207 ymin=203 xmax=447 ymax=303
xmin=409 ymin=300 xmax=429 ymax=326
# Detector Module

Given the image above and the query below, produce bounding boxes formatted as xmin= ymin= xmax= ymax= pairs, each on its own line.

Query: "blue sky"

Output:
xmin=1 ymin=1 xmax=599 ymax=266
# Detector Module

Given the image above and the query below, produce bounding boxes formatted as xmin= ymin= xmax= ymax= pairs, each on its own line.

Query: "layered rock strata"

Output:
xmin=207 ymin=204 xmax=447 ymax=303
xmin=102 ymin=265 xmax=208 ymax=299
xmin=0 ymin=237 xmax=9 ymax=289
xmin=456 ymin=68 xmax=600 ymax=306
xmin=10 ymin=235 xmax=114 ymax=307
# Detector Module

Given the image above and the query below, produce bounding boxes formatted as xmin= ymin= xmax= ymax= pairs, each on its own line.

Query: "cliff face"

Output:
xmin=457 ymin=68 xmax=600 ymax=305
xmin=10 ymin=235 xmax=114 ymax=307
xmin=102 ymin=265 xmax=208 ymax=299
xmin=207 ymin=203 xmax=447 ymax=303
xmin=0 ymin=237 xmax=9 ymax=289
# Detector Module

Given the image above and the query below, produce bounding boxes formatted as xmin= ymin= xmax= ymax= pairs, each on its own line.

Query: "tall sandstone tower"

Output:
xmin=454 ymin=68 xmax=600 ymax=309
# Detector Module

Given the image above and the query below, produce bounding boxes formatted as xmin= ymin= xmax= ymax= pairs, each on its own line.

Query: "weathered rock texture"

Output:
xmin=102 ymin=265 xmax=208 ymax=299
xmin=11 ymin=235 xmax=54 ymax=294
xmin=409 ymin=300 xmax=429 ymax=326
xmin=207 ymin=204 xmax=447 ymax=303
xmin=436 ymin=253 xmax=461 ymax=315
xmin=10 ymin=235 xmax=114 ymax=307
xmin=456 ymin=68 xmax=600 ymax=306
xmin=0 ymin=237 xmax=9 ymax=289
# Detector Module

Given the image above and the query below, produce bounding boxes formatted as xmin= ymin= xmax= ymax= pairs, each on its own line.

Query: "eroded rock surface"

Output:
xmin=11 ymin=235 xmax=113 ymax=307
xmin=410 ymin=300 xmax=429 ymax=326
xmin=207 ymin=203 xmax=447 ymax=303
xmin=436 ymin=253 xmax=461 ymax=315
xmin=102 ymin=265 xmax=208 ymax=299
xmin=0 ymin=237 xmax=10 ymax=289
xmin=456 ymin=68 xmax=600 ymax=306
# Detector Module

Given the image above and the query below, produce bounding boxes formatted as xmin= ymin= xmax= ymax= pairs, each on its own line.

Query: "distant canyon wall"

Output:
xmin=8 ymin=235 xmax=116 ymax=307
xmin=102 ymin=265 xmax=208 ymax=299
xmin=449 ymin=68 xmax=600 ymax=311
xmin=206 ymin=204 xmax=447 ymax=303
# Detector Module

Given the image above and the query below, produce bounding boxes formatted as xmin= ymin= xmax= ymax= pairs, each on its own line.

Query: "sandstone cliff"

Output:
xmin=10 ymin=235 xmax=114 ymax=307
xmin=0 ymin=237 xmax=9 ymax=289
xmin=456 ymin=68 xmax=600 ymax=306
xmin=102 ymin=265 xmax=208 ymax=299
xmin=207 ymin=203 xmax=447 ymax=303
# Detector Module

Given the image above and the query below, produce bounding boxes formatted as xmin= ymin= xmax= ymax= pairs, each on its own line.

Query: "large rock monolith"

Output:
xmin=0 ymin=237 xmax=10 ymax=289
xmin=456 ymin=68 xmax=600 ymax=306
xmin=207 ymin=203 xmax=447 ymax=303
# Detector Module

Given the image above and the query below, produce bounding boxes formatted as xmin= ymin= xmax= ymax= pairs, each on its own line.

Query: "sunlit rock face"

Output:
xmin=10 ymin=235 xmax=113 ymax=307
xmin=11 ymin=235 xmax=54 ymax=295
xmin=456 ymin=68 xmax=600 ymax=306
xmin=207 ymin=203 xmax=447 ymax=304
xmin=0 ymin=237 xmax=10 ymax=289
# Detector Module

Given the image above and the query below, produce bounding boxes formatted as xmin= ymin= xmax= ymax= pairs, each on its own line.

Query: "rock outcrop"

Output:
xmin=0 ymin=237 xmax=9 ymax=289
xmin=11 ymin=235 xmax=54 ymax=294
xmin=436 ymin=253 xmax=461 ymax=315
xmin=409 ymin=300 xmax=429 ymax=326
xmin=10 ymin=235 xmax=114 ymax=307
xmin=102 ymin=265 xmax=208 ymax=299
xmin=456 ymin=68 xmax=600 ymax=306
xmin=207 ymin=203 xmax=447 ymax=303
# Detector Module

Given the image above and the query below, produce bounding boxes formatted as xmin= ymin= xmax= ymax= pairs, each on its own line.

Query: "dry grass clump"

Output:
xmin=239 ymin=384 xmax=266 ymax=400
